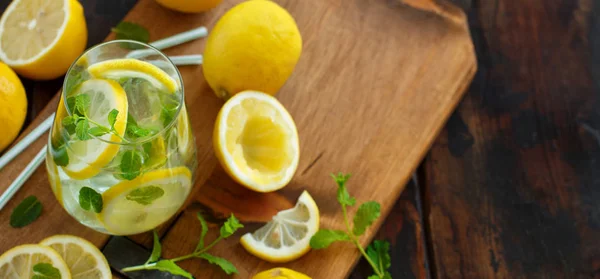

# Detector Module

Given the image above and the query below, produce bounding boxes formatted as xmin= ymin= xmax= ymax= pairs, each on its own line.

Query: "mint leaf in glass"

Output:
xmin=79 ymin=187 xmax=103 ymax=213
xmin=126 ymin=185 xmax=164 ymax=205
xmin=120 ymin=150 xmax=143 ymax=180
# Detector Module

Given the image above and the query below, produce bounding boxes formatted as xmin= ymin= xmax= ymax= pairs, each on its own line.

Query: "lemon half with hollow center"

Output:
xmin=100 ymin=167 xmax=192 ymax=235
xmin=0 ymin=0 xmax=87 ymax=80
xmin=0 ymin=244 xmax=72 ymax=278
xmin=87 ymin=58 xmax=179 ymax=93
xmin=253 ymin=267 xmax=312 ymax=279
xmin=214 ymin=91 xmax=299 ymax=192
xmin=62 ymin=79 xmax=128 ymax=180
xmin=241 ymin=191 xmax=319 ymax=263
xmin=40 ymin=235 xmax=111 ymax=279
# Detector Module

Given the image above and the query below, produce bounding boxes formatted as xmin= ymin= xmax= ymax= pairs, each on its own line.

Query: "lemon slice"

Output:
xmin=0 ymin=0 xmax=87 ymax=80
xmin=177 ymin=105 xmax=194 ymax=157
xmin=40 ymin=235 xmax=111 ymax=279
xmin=214 ymin=91 xmax=299 ymax=192
xmin=100 ymin=167 xmax=192 ymax=235
xmin=0 ymin=244 xmax=71 ymax=278
xmin=241 ymin=191 xmax=319 ymax=263
xmin=62 ymin=79 xmax=128 ymax=180
xmin=87 ymin=58 xmax=179 ymax=93
xmin=46 ymin=151 xmax=63 ymax=205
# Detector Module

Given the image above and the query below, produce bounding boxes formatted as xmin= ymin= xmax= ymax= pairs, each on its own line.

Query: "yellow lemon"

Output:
xmin=0 ymin=0 xmax=87 ymax=80
xmin=241 ymin=191 xmax=319 ymax=263
xmin=214 ymin=91 xmax=299 ymax=192
xmin=0 ymin=62 xmax=26 ymax=152
xmin=40 ymin=235 xmax=111 ymax=279
xmin=203 ymin=0 xmax=302 ymax=99
xmin=155 ymin=0 xmax=223 ymax=13
xmin=253 ymin=268 xmax=312 ymax=279
xmin=0 ymin=244 xmax=72 ymax=278
xmin=87 ymin=58 xmax=180 ymax=93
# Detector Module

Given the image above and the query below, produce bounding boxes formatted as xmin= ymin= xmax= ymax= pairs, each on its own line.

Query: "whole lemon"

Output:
xmin=0 ymin=62 xmax=27 ymax=152
xmin=203 ymin=0 xmax=302 ymax=99
xmin=252 ymin=268 xmax=311 ymax=279
xmin=155 ymin=0 xmax=223 ymax=13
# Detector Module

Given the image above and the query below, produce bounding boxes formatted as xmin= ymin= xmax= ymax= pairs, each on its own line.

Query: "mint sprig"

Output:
xmin=63 ymin=94 xmax=126 ymax=143
xmin=309 ymin=173 xmax=391 ymax=279
xmin=32 ymin=263 xmax=61 ymax=279
xmin=122 ymin=214 xmax=243 ymax=276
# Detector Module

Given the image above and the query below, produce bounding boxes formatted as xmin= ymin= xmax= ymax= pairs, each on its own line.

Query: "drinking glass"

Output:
xmin=46 ymin=40 xmax=197 ymax=235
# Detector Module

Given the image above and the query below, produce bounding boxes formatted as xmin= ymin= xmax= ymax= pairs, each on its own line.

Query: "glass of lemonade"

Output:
xmin=46 ymin=40 xmax=198 ymax=235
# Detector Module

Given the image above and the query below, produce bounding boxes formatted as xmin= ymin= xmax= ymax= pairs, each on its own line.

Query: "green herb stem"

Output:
xmin=85 ymin=117 xmax=128 ymax=143
xmin=342 ymin=204 xmax=383 ymax=278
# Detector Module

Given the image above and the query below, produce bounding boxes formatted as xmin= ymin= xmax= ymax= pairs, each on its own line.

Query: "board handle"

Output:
xmin=399 ymin=0 xmax=467 ymax=27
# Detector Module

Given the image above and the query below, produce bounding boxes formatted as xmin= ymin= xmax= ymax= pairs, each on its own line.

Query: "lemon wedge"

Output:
xmin=0 ymin=244 xmax=72 ymax=278
xmin=0 ymin=0 xmax=87 ymax=80
xmin=62 ymin=79 xmax=128 ymax=180
xmin=214 ymin=91 xmax=299 ymax=192
xmin=99 ymin=167 xmax=192 ymax=235
xmin=241 ymin=191 xmax=319 ymax=263
xmin=40 ymin=235 xmax=111 ymax=279
xmin=87 ymin=58 xmax=179 ymax=93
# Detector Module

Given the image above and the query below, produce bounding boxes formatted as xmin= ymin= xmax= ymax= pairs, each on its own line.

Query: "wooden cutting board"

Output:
xmin=0 ymin=0 xmax=475 ymax=278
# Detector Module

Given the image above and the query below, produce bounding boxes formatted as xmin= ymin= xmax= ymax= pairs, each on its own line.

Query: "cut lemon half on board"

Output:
xmin=99 ymin=167 xmax=192 ymax=235
xmin=241 ymin=191 xmax=319 ymax=263
xmin=0 ymin=0 xmax=87 ymax=80
xmin=63 ymin=79 xmax=128 ymax=180
xmin=0 ymin=244 xmax=71 ymax=278
xmin=87 ymin=59 xmax=179 ymax=93
xmin=40 ymin=235 xmax=111 ymax=279
xmin=214 ymin=91 xmax=299 ymax=192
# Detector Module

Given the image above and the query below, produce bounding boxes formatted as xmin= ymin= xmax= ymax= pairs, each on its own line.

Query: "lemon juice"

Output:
xmin=46 ymin=41 xmax=197 ymax=235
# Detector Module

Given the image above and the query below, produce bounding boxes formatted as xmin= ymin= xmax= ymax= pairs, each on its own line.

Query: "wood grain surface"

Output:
xmin=0 ymin=0 xmax=475 ymax=278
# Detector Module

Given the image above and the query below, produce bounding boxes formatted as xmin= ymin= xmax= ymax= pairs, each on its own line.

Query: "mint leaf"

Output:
xmin=146 ymin=230 xmax=162 ymax=264
xmin=32 ymin=263 xmax=61 ymax=279
xmin=88 ymin=126 xmax=110 ymax=137
xmin=79 ymin=187 xmax=103 ymax=213
xmin=353 ymin=201 xmax=381 ymax=236
xmin=220 ymin=214 xmax=243 ymax=238
xmin=126 ymin=114 xmax=153 ymax=139
xmin=112 ymin=22 xmax=150 ymax=50
xmin=310 ymin=229 xmax=350 ymax=249
xmin=196 ymin=212 xmax=209 ymax=251
xmin=126 ymin=185 xmax=164 ymax=205
xmin=149 ymin=260 xmax=192 ymax=279
xmin=10 ymin=195 xmax=42 ymax=228
xmin=160 ymin=106 xmax=177 ymax=127
xmin=108 ymin=109 xmax=119 ymax=130
xmin=75 ymin=94 xmax=91 ymax=116
xmin=197 ymin=253 xmax=238 ymax=275
xmin=75 ymin=119 xmax=91 ymax=140
xmin=367 ymin=240 xmax=391 ymax=274
xmin=120 ymin=150 xmax=143 ymax=180
xmin=51 ymin=144 xmax=69 ymax=167
xmin=333 ymin=173 xmax=355 ymax=206
xmin=62 ymin=116 xmax=77 ymax=134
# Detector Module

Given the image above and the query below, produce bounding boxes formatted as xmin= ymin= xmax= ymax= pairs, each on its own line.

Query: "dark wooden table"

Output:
xmin=3 ymin=0 xmax=598 ymax=278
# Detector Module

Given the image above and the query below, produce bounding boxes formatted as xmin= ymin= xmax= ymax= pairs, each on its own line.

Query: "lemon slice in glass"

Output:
xmin=62 ymin=79 xmax=128 ymax=180
xmin=40 ymin=235 xmax=111 ymax=279
xmin=87 ymin=58 xmax=179 ymax=93
xmin=0 ymin=0 xmax=87 ymax=80
xmin=99 ymin=167 xmax=192 ymax=235
xmin=241 ymin=191 xmax=319 ymax=263
xmin=214 ymin=91 xmax=299 ymax=192
xmin=0 ymin=244 xmax=71 ymax=278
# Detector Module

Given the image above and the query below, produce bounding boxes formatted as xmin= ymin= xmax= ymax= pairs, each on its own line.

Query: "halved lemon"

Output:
xmin=240 ymin=191 xmax=319 ymax=263
xmin=40 ymin=235 xmax=111 ymax=279
xmin=99 ymin=167 xmax=192 ymax=235
xmin=0 ymin=0 xmax=87 ymax=80
xmin=87 ymin=58 xmax=179 ymax=93
xmin=62 ymin=79 xmax=128 ymax=180
xmin=0 ymin=244 xmax=71 ymax=278
xmin=214 ymin=91 xmax=299 ymax=192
